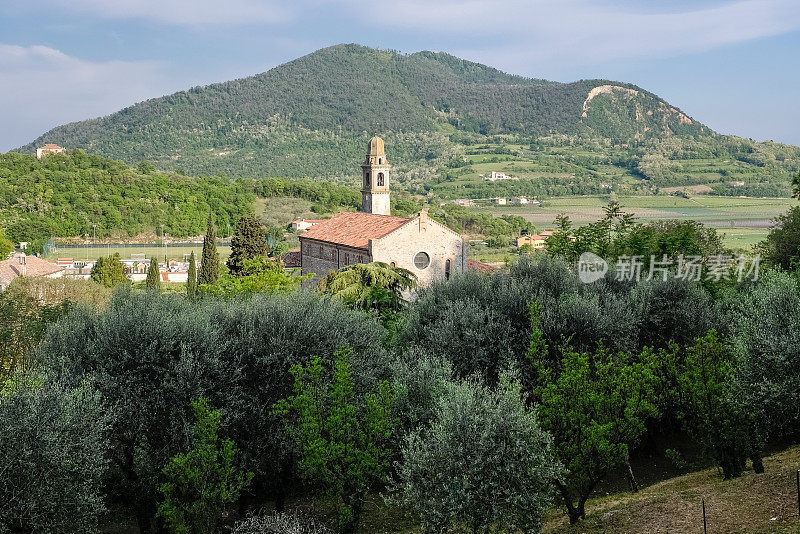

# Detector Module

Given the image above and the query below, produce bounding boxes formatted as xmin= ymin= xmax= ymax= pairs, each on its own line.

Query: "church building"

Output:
xmin=299 ymin=136 xmax=468 ymax=286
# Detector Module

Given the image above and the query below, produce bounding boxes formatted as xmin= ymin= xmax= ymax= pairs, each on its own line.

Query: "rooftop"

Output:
xmin=299 ymin=211 xmax=409 ymax=249
xmin=0 ymin=254 xmax=63 ymax=286
xmin=467 ymin=259 xmax=497 ymax=273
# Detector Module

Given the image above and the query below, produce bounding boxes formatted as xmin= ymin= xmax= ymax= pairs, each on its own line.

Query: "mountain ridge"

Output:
xmin=14 ymin=44 xmax=736 ymax=179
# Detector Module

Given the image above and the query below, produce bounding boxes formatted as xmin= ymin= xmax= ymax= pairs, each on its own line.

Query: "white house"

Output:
xmin=36 ymin=144 xmax=66 ymax=159
xmin=486 ymin=171 xmax=517 ymax=182
xmin=291 ymin=219 xmax=326 ymax=231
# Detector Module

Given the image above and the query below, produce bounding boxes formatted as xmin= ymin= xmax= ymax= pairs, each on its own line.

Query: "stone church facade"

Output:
xmin=299 ymin=137 xmax=468 ymax=286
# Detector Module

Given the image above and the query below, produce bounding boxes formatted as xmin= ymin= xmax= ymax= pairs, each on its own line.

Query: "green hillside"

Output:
xmin=19 ymin=44 xmax=716 ymax=179
xmin=0 ymin=151 xmax=362 ymax=244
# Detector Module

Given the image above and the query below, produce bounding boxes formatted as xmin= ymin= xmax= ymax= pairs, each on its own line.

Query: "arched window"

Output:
xmin=377 ymin=172 xmax=385 ymax=186
xmin=414 ymin=251 xmax=430 ymax=270
xmin=445 ymin=258 xmax=452 ymax=280
xmin=378 ymin=158 xmax=382 ymax=164
xmin=390 ymin=261 xmax=396 ymax=268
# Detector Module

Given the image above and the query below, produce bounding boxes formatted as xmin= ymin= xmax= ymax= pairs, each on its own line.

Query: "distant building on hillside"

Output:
xmin=509 ymin=197 xmax=529 ymax=205
xmin=36 ymin=144 xmax=66 ymax=159
xmin=486 ymin=171 xmax=517 ymax=182
xmin=492 ymin=197 xmax=507 ymax=205
xmin=452 ymin=199 xmax=475 ymax=207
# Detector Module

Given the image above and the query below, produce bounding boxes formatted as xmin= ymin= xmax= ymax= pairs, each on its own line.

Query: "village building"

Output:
xmin=517 ymin=234 xmax=547 ymax=250
xmin=36 ymin=144 xmax=66 ymax=159
xmin=0 ymin=253 xmax=64 ymax=291
xmin=299 ymin=137 xmax=469 ymax=286
xmin=452 ymin=199 xmax=475 ymax=207
xmin=492 ymin=197 xmax=507 ymax=205
xmin=486 ymin=171 xmax=517 ymax=182
xmin=291 ymin=219 xmax=326 ymax=231
xmin=509 ymin=196 xmax=529 ymax=205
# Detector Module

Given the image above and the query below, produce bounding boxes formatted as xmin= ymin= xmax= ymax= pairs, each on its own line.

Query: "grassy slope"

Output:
xmin=544 ymin=445 xmax=800 ymax=534
xmin=267 ymin=445 xmax=800 ymax=534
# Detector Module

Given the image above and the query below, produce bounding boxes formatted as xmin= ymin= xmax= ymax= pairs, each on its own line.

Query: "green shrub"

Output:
xmin=158 ymin=398 xmax=252 ymax=534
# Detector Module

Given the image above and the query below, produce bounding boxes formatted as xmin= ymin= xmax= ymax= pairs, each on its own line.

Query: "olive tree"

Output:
xmin=396 ymin=377 xmax=559 ymax=534
xmin=34 ymin=289 xmax=388 ymax=531
xmin=0 ymin=380 xmax=110 ymax=533
xmin=728 ymin=270 xmax=800 ymax=438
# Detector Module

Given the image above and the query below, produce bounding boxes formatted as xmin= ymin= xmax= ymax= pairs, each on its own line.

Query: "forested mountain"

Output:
xmin=18 ymin=44 xmax=713 ymax=179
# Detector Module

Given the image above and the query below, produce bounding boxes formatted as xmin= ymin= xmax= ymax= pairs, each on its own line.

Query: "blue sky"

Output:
xmin=1 ymin=0 xmax=798 ymax=151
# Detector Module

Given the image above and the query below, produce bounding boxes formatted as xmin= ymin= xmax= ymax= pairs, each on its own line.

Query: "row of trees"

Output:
xmin=88 ymin=212 xmax=299 ymax=297
xmin=3 ymin=251 xmax=800 ymax=532
xmin=5 ymin=191 xmax=800 ymax=532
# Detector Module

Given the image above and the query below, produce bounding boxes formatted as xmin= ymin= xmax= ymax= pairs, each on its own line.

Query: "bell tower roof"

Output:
xmin=367 ymin=136 xmax=385 ymax=156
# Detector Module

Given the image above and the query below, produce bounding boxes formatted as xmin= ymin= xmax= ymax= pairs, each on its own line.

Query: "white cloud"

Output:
xmin=42 ymin=0 xmax=301 ymax=26
xmin=348 ymin=0 xmax=800 ymax=71
xmin=0 ymin=45 xmax=180 ymax=151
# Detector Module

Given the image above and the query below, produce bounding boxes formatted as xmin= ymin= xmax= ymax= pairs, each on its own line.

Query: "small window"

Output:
xmin=365 ymin=173 xmax=370 ymax=187
xmin=390 ymin=261 xmax=396 ymax=268
xmin=414 ymin=251 xmax=430 ymax=270
xmin=344 ymin=253 xmax=349 ymax=266
xmin=377 ymin=172 xmax=385 ymax=186
xmin=445 ymin=259 xmax=452 ymax=280
xmin=378 ymin=157 xmax=382 ymax=164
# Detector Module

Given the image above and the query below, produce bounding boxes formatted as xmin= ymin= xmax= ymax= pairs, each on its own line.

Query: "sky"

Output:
xmin=1 ymin=0 xmax=798 ymax=151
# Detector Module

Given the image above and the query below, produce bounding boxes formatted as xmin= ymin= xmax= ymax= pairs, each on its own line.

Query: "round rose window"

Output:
xmin=413 ymin=251 xmax=430 ymax=270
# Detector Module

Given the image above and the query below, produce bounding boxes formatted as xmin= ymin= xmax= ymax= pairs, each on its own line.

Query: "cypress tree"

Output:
xmin=199 ymin=212 xmax=220 ymax=285
xmin=187 ymin=251 xmax=198 ymax=297
xmin=146 ymin=257 xmax=161 ymax=291
xmin=226 ymin=215 xmax=268 ymax=276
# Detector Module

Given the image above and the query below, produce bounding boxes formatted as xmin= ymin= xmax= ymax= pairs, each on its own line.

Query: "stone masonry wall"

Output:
xmin=370 ymin=215 xmax=467 ymax=287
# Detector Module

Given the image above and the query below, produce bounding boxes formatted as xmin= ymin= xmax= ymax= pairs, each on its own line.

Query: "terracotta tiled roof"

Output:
xmin=299 ymin=211 xmax=409 ymax=250
xmin=0 ymin=254 xmax=63 ymax=287
xmin=40 ymin=144 xmax=64 ymax=150
xmin=467 ymin=258 xmax=497 ymax=273
xmin=281 ymin=251 xmax=301 ymax=268
xmin=291 ymin=219 xmax=326 ymax=225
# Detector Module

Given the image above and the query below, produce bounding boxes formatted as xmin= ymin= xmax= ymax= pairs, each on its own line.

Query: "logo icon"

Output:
xmin=578 ymin=252 xmax=608 ymax=283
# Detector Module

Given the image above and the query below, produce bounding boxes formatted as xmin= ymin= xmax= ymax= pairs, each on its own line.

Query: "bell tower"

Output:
xmin=361 ymin=136 xmax=391 ymax=215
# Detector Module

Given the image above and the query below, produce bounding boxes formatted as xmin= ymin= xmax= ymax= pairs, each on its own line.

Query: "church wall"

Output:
xmin=370 ymin=217 xmax=468 ymax=287
xmin=299 ymin=238 xmax=372 ymax=285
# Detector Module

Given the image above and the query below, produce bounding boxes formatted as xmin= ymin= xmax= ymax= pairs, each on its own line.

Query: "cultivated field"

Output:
xmin=45 ymin=244 xmax=232 ymax=262
xmin=482 ymin=195 xmax=797 ymax=250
